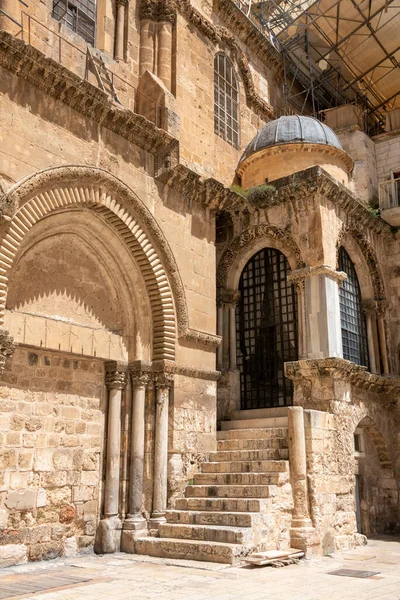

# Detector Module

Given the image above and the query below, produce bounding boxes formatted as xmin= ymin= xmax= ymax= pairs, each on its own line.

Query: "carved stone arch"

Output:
xmin=0 ymin=165 xmax=190 ymax=361
xmin=217 ymin=224 xmax=305 ymax=294
xmin=336 ymin=226 xmax=385 ymax=301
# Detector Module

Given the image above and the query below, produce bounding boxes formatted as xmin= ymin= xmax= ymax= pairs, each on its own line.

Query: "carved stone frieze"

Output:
xmin=288 ymin=265 xmax=347 ymax=286
xmin=105 ymin=360 xmax=128 ymax=389
xmin=216 ymin=223 xmax=304 ymax=290
xmin=182 ymin=329 xmax=222 ymax=348
xmin=140 ymin=0 xmax=176 ymax=23
xmin=0 ymin=329 xmax=15 ymax=377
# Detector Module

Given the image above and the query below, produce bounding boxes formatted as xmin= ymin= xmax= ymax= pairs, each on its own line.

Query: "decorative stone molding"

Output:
xmin=376 ymin=299 xmax=388 ymax=315
xmin=130 ymin=360 xmax=152 ymax=388
xmin=182 ymin=328 xmax=222 ymax=349
xmin=105 ymin=360 xmax=128 ymax=389
xmin=217 ymin=224 xmax=304 ymax=290
xmin=337 ymin=225 xmax=386 ymax=300
xmin=288 ymin=265 xmax=347 ymax=286
xmin=285 ymin=358 xmax=400 ymax=399
xmin=172 ymin=363 xmax=220 ymax=381
xmin=0 ymin=32 xmax=175 ymax=157
xmin=140 ymin=0 xmax=176 ymax=22
xmin=0 ymin=166 xmax=187 ymax=361
xmin=362 ymin=299 xmax=377 ymax=317
xmin=0 ymin=329 xmax=15 ymax=376
xmin=217 ymin=289 xmax=241 ymax=306
xmin=154 ymin=371 xmax=174 ymax=389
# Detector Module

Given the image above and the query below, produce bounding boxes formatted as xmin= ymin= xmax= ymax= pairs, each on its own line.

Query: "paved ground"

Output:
xmin=0 ymin=536 xmax=399 ymax=600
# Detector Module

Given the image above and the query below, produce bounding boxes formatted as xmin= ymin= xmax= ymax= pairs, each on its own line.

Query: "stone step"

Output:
xmin=193 ymin=472 xmax=288 ymax=486
xmin=159 ymin=523 xmax=253 ymax=544
xmin=165 ymin=510 xmax=255 ymax=527
xmin=175 ymin=497 xmax=267 ymax=512
xmin=201 ymin=460 xmax=289 ymax=474
xmin=209 ymin=448 xmax=289 ymax=462
xmin=217 ymin=427 xmax=288 ymax=440
xmin=231 ymin=407 xmax=288 ymax=420
xmin=220 ymin=417 xmax=288 ymax=431
xmin=134 ymin=536 xmax=252 ymax=565
xmin=185 ymin=484 xmax=276 ymax=499
xmin=217 ymin=438 xmax=288 ymax=451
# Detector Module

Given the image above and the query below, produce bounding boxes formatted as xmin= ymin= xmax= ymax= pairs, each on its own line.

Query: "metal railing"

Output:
xmin=379 ymin=176 xmax=400 ymax=211
xmin=1 ymin=10 xmax=161 ymax=127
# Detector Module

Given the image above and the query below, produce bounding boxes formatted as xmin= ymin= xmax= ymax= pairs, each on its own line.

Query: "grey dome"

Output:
xmin=239 ymin=115 xmax=343 ymax=164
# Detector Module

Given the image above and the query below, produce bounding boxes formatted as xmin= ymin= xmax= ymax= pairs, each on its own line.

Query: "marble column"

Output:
xmin=150 ymin=372 xmax=173 ymax=526
xmin=139 ymin=20 xmax=155 ymax=76
xmin=217 ymin=303 xmax=223 ymax=370
xmin=362 ymin=300 xmax=377 ymax=374
xmin=229 ymin=304 xmax=237 ymax=369
xmin=114 ymin=0 xmax=128 ymax=61
xmin=157 ymin=21 xmax=172 ymax=90
xmin=94 ymin=361 xmax=127 ymax=554
xmin=377 ymin=301 xmax=390 ymax=375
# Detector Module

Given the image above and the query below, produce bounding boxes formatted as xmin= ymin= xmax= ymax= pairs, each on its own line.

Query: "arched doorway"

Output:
xmin=236 ymin=247 xmax=298 ymax=410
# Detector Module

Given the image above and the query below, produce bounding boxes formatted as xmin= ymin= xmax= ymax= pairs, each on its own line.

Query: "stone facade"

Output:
xmin=0 ymin=0 xmax=399 ymax=568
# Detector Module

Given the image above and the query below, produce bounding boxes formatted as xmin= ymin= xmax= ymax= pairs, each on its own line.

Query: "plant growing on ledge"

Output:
xmin=247 ymin=183 xmax=276 ymax=207
xmin=367 ymin=196 xmax=381 ymax=217
xmin=229 ymin=184 xmax=248 ymax=198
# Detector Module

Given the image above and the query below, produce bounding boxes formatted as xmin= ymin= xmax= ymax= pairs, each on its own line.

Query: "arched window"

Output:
xmin=214 ymin=54 xmax=239 ymax=148
xmin=52 ymin=0 xmax=96 ymax=46
xmin=236 ymin=248 xmax=298 ymax=410
xmin=338 ymin=247 xmax=369 ymax=367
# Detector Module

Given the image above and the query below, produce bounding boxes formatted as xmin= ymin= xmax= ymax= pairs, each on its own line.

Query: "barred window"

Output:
xmin=214 ymin=54 xmax=239 ymax=148
xmin=52 ymin=0 xmax=96 ymax=46
xmin=236 ymin=248 xmax=298 ymax=410
xmin=338 ymin=247 xmax=369 ymax=367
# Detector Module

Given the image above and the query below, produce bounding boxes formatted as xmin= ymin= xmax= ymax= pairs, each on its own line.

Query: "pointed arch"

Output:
xmin=0 ymin=165 xmax=189 ymax=361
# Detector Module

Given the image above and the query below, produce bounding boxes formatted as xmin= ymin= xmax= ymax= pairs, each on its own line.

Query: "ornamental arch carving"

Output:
xmin=0 ymin=165 xmax=190 ymax=361
xmin=216 ymin=224 xmax=305 ymax=294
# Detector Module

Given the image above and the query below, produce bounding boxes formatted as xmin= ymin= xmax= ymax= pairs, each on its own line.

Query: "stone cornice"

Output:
xmin=285 ymin=358 xmax=400 ymax=399
xmin=288 ymin=265 xmax=347 ymax=286
xmin=0 ymin=31 xmax=175 ymax=156
xmin=183 ymin=329 xmax=222 ymax=349
xmin=148 ymin=359 xmax=220 ymax=380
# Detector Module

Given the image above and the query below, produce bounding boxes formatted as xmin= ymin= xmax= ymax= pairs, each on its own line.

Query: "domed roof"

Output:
xmin=239 ymin=115 xmax=343 ymax=164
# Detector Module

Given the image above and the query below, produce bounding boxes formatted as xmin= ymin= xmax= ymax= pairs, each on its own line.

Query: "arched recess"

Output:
xmin=337 ymin=227 xmax=385 ymax=301
xmin=217 ymin=224 xmax=305 ymax=294
xmin=0 ymin=166 xmax=189 ymax=361
xmin=354 ymin=416 xmax=398 ymax=536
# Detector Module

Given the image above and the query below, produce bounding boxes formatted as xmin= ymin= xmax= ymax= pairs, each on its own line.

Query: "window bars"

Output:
xmin=52 ymin=0 xmax=96 ymax=46
xmin=214 ymin=53 xmax=240 ymax=149
xmin=338 ymin=247 xmax=369 ymax=368
xmin=236 ymin=248 xmax=298 ymax=410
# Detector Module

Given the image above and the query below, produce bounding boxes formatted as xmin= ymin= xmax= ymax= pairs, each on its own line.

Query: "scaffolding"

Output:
xmin=233 ymin=0 xmax=400 ymax=134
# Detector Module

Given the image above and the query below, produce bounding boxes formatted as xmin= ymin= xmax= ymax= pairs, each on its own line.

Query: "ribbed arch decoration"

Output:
xmin=338 ymin=247 xmax=369 ymax=368
xmin=0 ymin=167 xmax=179 ymax=361
xmin=236 ymin=247 xmax=298 ymax=410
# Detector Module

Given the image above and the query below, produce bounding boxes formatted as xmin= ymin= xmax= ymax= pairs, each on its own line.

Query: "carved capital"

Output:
xmin=288 ymin=265 xmax=347 ymax=286
xmin=362 ymin=299 xmax=377 ymax=318
xmin=376 ymin=300 xmax=388 ymax=315
xmin=154 ymin=372 xmax=174 ymax=389
xmin=140 ymin=0 xmax=176 ymax=22
xmin=217 ymin=288 xmax=241 ymax=307
xmin=0 ymin=330 xmax=15 ymax=376
xmin=105 ymin=360 xmax=128 ymax=390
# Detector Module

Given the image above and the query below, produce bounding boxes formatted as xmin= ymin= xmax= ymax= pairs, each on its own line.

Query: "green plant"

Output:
xmin=229 ymin=184 xmax=248 ymax=198
xmin=247 ymin=183 xmax=276 ymax=206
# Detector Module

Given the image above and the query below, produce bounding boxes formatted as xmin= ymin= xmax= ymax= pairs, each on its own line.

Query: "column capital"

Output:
xmin=362 ymin=299 xmax=377 ymax=317
xmin=129 ymin=359 xmax=152 ymax=388
xmin=154 ymin=372 xmax=174 ymax=390
xmin=288 ymin=265 xmax=347 ymax=286
xmin=116 ymin=0 xmax=129 ymax=5
xmin=105 ymin=360 xmax=128 ymax=390
xmin=217 ymin=288 xmax=240 ymax=307
xmin=0 ymin=329 xmax=15 ymax=376
xmin=376 ymin=299 xmax=388 ymax=315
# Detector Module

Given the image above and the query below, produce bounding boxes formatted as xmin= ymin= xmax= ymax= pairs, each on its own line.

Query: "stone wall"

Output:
xmin=0 ymin=347 xmax=105 ymax=567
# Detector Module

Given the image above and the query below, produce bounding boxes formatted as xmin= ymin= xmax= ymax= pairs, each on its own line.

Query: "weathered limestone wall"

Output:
xmin=0 ymin=347 xmax=105 ymax=567
xmin=374 ymin=131 xmax=400 ymax=183
xmin=336 ymin=127 xmax=378 ymax=204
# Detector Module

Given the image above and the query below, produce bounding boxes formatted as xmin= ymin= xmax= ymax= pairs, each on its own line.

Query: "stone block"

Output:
xmin=0 ymin=544 xmax=28 ymax=568
xmin=34 ymin=449 xmax=54 ymax=471
xmin=0 ymin=508 xmax=9 ymax=530
xmin=5 ymin=488 xmax=37 ymax=510
xmin=81 ymin=471 xmax=98 ymax=486
xmin=18 ymin=450 xmax=34 ymax=470
xmin=37 ymin=487 xmax=47 ymax=508
xmin=53 ymin=449 xmax=73 ymax=470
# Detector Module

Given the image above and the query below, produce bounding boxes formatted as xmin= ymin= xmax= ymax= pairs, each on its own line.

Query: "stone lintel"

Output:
xmin=288 ymin=265 xmax=347 ymax=286
xmin=285 ymin=358 xmax=400 ymax=398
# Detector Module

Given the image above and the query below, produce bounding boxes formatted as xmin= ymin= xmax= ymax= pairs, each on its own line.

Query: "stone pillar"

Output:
xmin=0 ymin=329 xmax=14 ymax=377
xmin=139 ymin=20 xmax=155 ymax=76
xmin=289 ymin=266 xmax=346 ymax=360
xmin=362 ymin=300 xmax=377 ymax=374
xmin=377 ymin=301 xmax=389 ymax=375
xmin=217 ymin=303 xmax=223 ymax=369
xmin=150 ymin=372 xmax=173 ymax=527
xmin=94 ymin=361 xmax=127 ymax=554
xmin=229 ymin=304 xmax=237 ymax=369
xmin=294 ymin=280 xmax=307 ymax=359
xmin=157 ymin=21 xmax=172 ymax=90
xmin=114 ymin=0 xmax=128 ymax=61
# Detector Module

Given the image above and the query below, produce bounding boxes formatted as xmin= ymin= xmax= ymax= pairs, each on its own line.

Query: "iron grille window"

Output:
xmin=214 ymin=54 xmax=239 ymax=148
xmin=236 ymin=248 xmax=298 ymax=410
xmin=52 ymin=0 xmax=96 ymax=46
xmin=338 ymin=247 xmax=369 ymax=367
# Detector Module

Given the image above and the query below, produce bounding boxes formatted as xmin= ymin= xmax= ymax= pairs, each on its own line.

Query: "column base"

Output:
xmin=121 ymin=523 xmax=148 ymax=553
xmin=149 ymin=512 xmax=166 ymax=534
xmin=123 ymin=515 xmax=147 ymax=531
xmin=290 ymin=525 xmax=319 ymax=557
xmin=94 ymin=516 xmax=122 ymax=554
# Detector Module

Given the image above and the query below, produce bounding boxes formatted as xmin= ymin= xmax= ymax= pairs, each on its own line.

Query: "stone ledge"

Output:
xmin=288 ymin=265 xmax=347 ymax=285
xmin=0 ymin=30 xmax=176 ymax=156
xmin=285 ymin=357 xmax=400 ymax=399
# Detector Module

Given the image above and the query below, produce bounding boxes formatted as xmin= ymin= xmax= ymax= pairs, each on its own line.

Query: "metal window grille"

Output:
xmin=338 ymin=247 xmax=369 ymax=368
xmin=236 ymin=248 xmax=298 ymax=410
xmin=52 ymin=0 xmax=96 ymax=46
xmin=214 ymin=53 xmax=239 ymax=148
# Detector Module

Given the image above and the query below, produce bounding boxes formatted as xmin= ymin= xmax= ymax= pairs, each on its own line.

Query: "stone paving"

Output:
xmin=0 ymin=536 xmax=399 ymax=600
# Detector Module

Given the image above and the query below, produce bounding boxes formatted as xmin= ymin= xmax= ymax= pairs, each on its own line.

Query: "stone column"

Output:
xmin=289 ymin=266 xmax=346 ymax=360
xmin=0 ymin=330 xmax=14 ymax=377
xmin=229 ymin=304 xmax=237 ymax=369
xmin=377 ymin=301 xmax=390 ymax=375
xmin=157 ymin=21 xmax=172 ymax=90
xmin=139 ymin=20 xmax=155 ymax=76
xmin=362 ymin=300 xmax=377 ymax=374
xmin=94 ymin=361 xmax=127 ymax=554
xmin=294 ymin=280 xmax=307 ymax=359
xmin=217 ymin=303 xmax=223 ymax=369
xmin=287 ymin=405 xmax=316 ymax=554
xmin=114 ymin=0 xmax=128 ymax=61
xmin=150 ymin=372 xmax=173 ymax=526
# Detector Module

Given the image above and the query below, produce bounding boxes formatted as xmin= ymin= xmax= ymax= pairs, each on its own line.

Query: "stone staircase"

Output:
xmin=134 ymin=411 xmax=294 ymax=564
